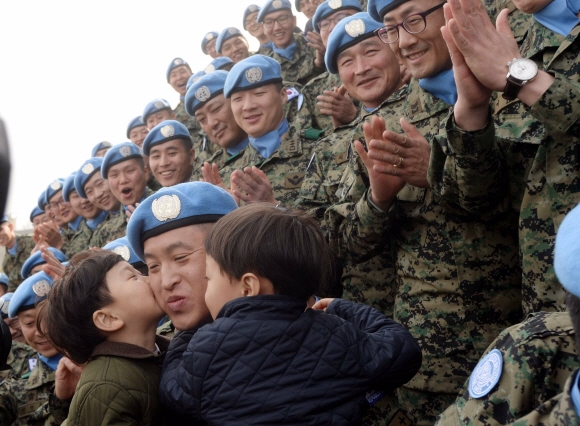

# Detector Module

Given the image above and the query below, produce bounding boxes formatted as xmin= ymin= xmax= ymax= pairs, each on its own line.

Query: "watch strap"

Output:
xmin=502 ymin=76 xmax=523 ymax=101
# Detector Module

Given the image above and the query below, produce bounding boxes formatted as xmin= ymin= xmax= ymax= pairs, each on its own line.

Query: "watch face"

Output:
xmin=509 ymin=59 xmax=538 ymax=80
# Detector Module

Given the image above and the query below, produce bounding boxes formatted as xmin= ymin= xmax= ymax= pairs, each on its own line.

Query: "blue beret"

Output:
xmin=37 ymin=191 xmax=47 ymax=210
xmin=325 ymin=12 xmax=384 ymax=74
xmin=368 ymin=0 xmax=407 ymax=21
xmin=185 ymin=71 xmax=229 ymax=116
xmin=30 ymin=206 xmax=44 ymax=222
xmin=186 ymin=71 xmax=205 ymax=91
xmin=8 ymin=271 xmax=54 ymax=317
xmin=201 ymin=31 xmax=219 ymax=54
xmin=258 ymin=0 xmax=293 ymax=22
xmin=62 ymin=172 xmax=77 ymax=203
xmin=91 ymin=141 xmax=112 ymax=157
xmin=166 ymin=58 xmax=192 ymax=83
xmin=0 ymin=274 xmax=8 ymax=288
xmin=101 ymin=142 xmax=143 ymax=179
xmin=142 ymin=99 xmax=172 ymax=124
xmin=243 ymin=5 xmax=261 ymax=29
xmin=126 ymin=116 xmax=146 ymax=139
xmin=313 ymin=0 xmax=362 ymax=32
xmin=555 ymin=204 xmax=580 ymax=298
xmin=142 ymin=120 xmax=192 ymax=156
xmin=75 ymin=158 xmax=103 ymax=199
xmin=44 ymin=178 xmax=65 ymax=204
xmin=204 ymin=57 xmax=234 ymax=75
xmin=127 ymin=182 xmax=237 ymax=260
xmin=224 ymin=55 xmax=283 ymax=98
xmin=216 ymin=28 xmax=245 ymax=54
xmin=0 ymin=292 xmax=13 ymax=319
xmin=103 ymin=237 xmax=143 ymax=266
xmin=21 ymin=248 xmax=66 ymax=279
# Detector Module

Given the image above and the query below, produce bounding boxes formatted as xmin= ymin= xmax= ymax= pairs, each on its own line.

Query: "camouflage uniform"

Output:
xmin=256 ymin=45 xmax=274 ymax=57
xmin=59 ymin=227 xmax=74 ymax=257
xmin=284 ymin=81 xmax=313 ymax=133
xmin=484 ymin=0 xmax=531 ymax=45
xmin=6 ymin=341 xmax=36 ymax=380
xmin=2 ymin=235 xmax=35 ymax=292
xmin=3 ymin=354 xmax=69 ymax=425
xmin=156 ymin=319 xmax=175 ymax=340
xmin=493 ymin=22 xmax=580 ymax=315
xmin=271 ymin=34 xmax=325 ymax=85
xmin=222 ymin=124 xmax=315 ymax=206
xmin=324 ymin=79 xmax=523 ymax=425
xmin=146 ymin=174 xmax=163 ymax=192
xmin=89 ymin=211 xmax=127 ymax=248
xmin=296 ymin=86 xmax=409 ymax=313
xmin=437 ymin=312 xmax=578 ymax=426
xmin=62 ymin=219 xmax=92 ymax=259
xmin=508 ymin=369 xmax=580 ymax=426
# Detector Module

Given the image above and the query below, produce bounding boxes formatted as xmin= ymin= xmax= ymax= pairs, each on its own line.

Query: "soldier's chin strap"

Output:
xmin=0 ymin=320 xmax=12 ymax=371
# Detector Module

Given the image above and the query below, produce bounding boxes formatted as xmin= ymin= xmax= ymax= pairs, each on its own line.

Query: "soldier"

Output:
xmin=102 ymin=142 xmax=155 ymax=224
xmin=243 ymin=4 xmax=274 ymax=55
xmin=4 ymin=272 xmax=68 ymax=425
xmin=0 ymin=293 xmax=36 ymax=380
xmin=21 ymin=248 xmax=66 ymax=280
xmin=74 ymin=157 xmax=126 ymax=247
xmin=126 ymin=182 xmax=238 ymax=342
xmin=299 ymin=0 xmax=363 ymax=132
xmin=440 ymin=0 xmax=580 ymax=316
xmin=318 ymin=0 xmax=525 ymax=422
xmin=126 ymin=116 xmax=149 ymax=151
xmin=221 ymin=55 xmax=316 ymax=206
xmin=90 ymin=141 xmax=112 ymax=158
xmin=142 ymin=120 xmax=195 ymax=187
xmin=30 ymin=205 xmax=49 ymax=230
xmin=187 ymin=71 xmax=250 ymax=181
xmin=216 ymin=27 xmax=252 ymax=64
xmin=258 ymin=0 xmax=325 ymax=85
xmin=0 ymin=216 xmax=35 ymax=292
xmin=201 ymin=31 xmax=220 ymax=59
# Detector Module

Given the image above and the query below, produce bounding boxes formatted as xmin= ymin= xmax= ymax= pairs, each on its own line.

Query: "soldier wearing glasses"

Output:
xmin=258 ymin=0 xmax=325 ymax=85
xmin=243 ymin=5 xmax=275 ymax=56
xmin=320 ymin=0 xmax=524 ymax=422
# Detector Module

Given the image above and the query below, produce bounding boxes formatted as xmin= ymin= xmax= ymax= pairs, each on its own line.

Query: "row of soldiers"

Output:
xmin=0 ymin=0 xmax=579 ymax=423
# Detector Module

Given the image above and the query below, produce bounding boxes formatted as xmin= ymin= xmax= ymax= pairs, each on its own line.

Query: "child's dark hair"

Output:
xmin=204 ymin=203 xmax=334 ymax=301
xmin=39 ymin=249 xmax=124 ymax=364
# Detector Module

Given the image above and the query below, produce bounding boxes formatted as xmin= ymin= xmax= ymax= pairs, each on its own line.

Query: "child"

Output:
xmin=160 ymin=203 xmax=422 ymax=425
xmin=40 ymin=250 xmax=167 ymax=426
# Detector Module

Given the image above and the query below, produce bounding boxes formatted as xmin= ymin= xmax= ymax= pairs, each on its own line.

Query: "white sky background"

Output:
xmin=0 ymin=1 xmax=306 ymax=230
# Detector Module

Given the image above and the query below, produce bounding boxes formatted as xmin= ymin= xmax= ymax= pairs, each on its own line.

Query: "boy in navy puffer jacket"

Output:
xmin=160 ymin=203 xmax=422 ymax=425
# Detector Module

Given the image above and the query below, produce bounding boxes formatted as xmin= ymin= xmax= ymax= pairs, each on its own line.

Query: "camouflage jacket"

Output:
xmin=156 ymin=318 xmax=175 ymax=340
xmin=324 ymin=79 xmax=523 ymax=423
xmin=271 ymin=34 xmax=325 ymax=86
xmin=437 ymin=312 xmax=578 ymax=426
xmin=63 ymin=219 xmax=92 ymax=259
xmin=508 ymin=368 xmax=580 ymax=426
xmin=2 ymin=235 xmax=35 ymax=292
xmin=493 ymin=22 xmax=580 ymax=315
xmin=89 ymin=211 xmax=127 ymax=248
xmin=6 ymin=341 xmax=36 ymax=380
xmin=284 ymin=80 xmax=313 ymax=133
xmin=222 ymin=124 xmax=315 ymax=206
xmin=59 ymin=227 xmax=75 ymax=257
xmin=255 ymin=45 xmax=274 ymax=57
xmin=173 ymin=99 xmax=201 ymax=135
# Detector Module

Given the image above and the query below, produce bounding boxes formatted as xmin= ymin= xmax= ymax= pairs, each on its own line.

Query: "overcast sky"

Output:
xmin=0 ymin=1 xmax=306 ymax=229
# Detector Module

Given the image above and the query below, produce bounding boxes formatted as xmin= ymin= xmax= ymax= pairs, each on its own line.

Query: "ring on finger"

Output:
xmin=396 ymin=156 xmax=404 ymax=166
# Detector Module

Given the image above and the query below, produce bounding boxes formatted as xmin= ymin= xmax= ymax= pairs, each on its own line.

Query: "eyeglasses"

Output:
xmin=263 ymin=14 xmax=292 ymax=28
xmin=244 ymin=17 xmax=258 ymax=28
xmin=47 ymin=198 xmax=66 ymax=210
xmin=375 ymin=2 xmax=446 ymax=44
xmin=317 ymin=12 xmax=350 ymax=32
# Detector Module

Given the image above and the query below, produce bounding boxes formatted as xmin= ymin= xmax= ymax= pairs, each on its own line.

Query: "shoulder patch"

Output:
xmin=468 ymin=349 xmax=503 ymax=399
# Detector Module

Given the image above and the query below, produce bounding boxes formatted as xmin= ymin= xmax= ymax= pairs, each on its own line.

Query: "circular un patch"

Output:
xmin=33 ymin=280 xmax=51 ymax=297
xmin=228 ymin=27 xmax=238 ymax=35
xmin=154 ymin=100 xmax=165 ymax=109
xmin=174 ymin=58 xmax=183 ymax=65
xmin=204 ymin=64 xmax=216 ymax=74
xmin=152 ymin=194 xmax=181 ymax=222
xmin=245 ymin=67 xmax=263 ymax=84
xmin=196 ymin=86 xmax=212 ymax=102
xmin=50 ymin=180 xmax=61 ymax=191
xmin=113 ymin=245 xmax=131 ymax=261
xmin=160 ymin=124 xmax=175 ymax=138
xmin=345 ymin=19 xmax=366 ymax=38
xmin=206 ymin=33 xmax=215 ymax=40
xmin=119 ymin=146 xmax=132 ymax=157
xmin=82 ymin=163 xmax=95 ymax=175
xmin=329 ymin=0 xmax=343 ymax=9
xmin=468 ymin=349 xmax=503 ymax=398
xmin=272 ymin=0 xmax=283 ymax=8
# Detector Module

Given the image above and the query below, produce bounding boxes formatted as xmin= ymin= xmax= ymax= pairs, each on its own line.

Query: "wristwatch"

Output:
xmin=502 ymin=58 xmax=538 ymax=101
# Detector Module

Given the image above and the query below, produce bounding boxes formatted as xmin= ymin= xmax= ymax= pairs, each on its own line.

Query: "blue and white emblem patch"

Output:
xmin=468 ymin=349 xmax=503 ymax=398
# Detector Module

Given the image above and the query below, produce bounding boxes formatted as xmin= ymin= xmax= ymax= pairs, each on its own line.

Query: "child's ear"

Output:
xmin=241 ymin=273 xmax=261 ymax=297
xmin=241 ymin=273 xmax=275 ymax=297
xmin=93 ymin=310 xmax=124 ymax=333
